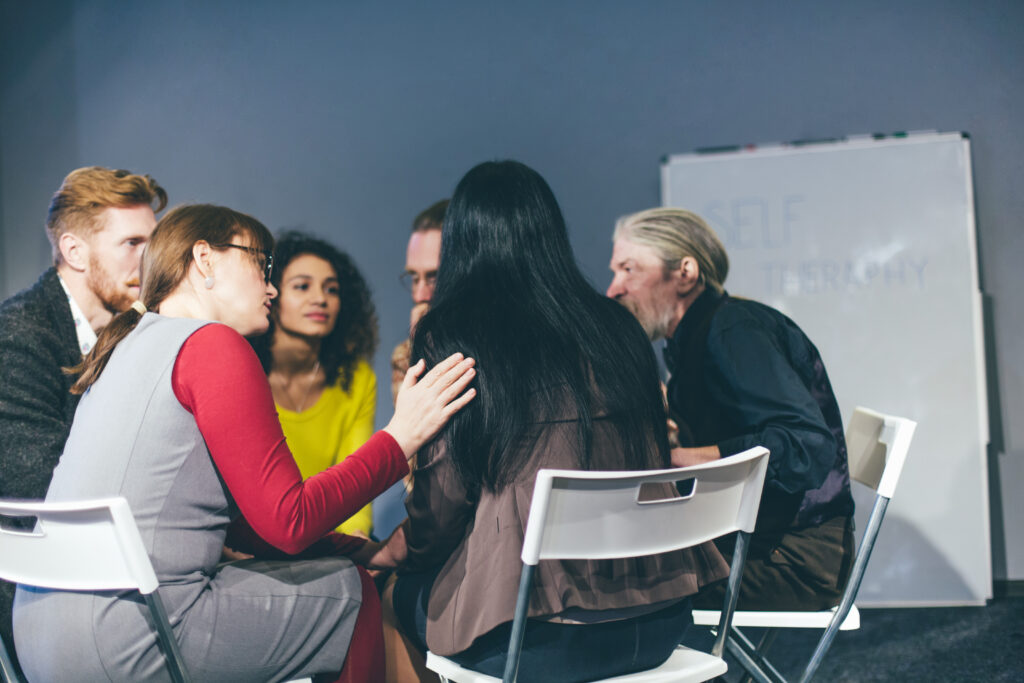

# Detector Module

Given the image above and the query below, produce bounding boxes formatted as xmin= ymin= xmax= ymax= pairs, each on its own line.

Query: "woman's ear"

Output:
xmin=192 ymin=241 xmax=214 ymax=279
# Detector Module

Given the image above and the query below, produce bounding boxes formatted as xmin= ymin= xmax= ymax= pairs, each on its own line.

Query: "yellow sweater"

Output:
xmin=277 ymin=360 xmax=376 ymax=535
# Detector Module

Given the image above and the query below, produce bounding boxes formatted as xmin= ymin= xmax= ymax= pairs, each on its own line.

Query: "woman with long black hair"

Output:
xmin=363 ymin=161 xmax=729 ymax=682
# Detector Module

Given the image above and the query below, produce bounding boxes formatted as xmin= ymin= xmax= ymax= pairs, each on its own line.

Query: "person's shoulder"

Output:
xmin=710 ymin=295 xmax=783 ymax=333
xmin=706 ymin=296 xmax=805 ymax=362
xmin=720 ymin=296 xmax=809 ymax=336
xmin=0 ymin=269 xmax=71 ymax=353
xmin=353 ymin=358 xmax=376 ymax=379
xmin=0 ymin=269 xmax=63 ymax=326
xmin=180 ymin=319 xmax=246 ymax=347
xmin=174 ymin=320 xmax=261 ymax=374
xmin=340 ymin=358 xmax=377 ymax=395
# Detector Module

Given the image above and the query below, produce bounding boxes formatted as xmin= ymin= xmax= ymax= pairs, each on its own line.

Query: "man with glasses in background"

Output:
xmin=372 ymin=200 xmax=447 ymax=540
xmin=390 ymin=199 xmax=446 ymax=400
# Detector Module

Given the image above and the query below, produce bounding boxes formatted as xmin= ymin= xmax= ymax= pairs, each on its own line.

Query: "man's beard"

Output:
xmin=87 ymin=254 xmax=135 ymax=314
xmin=620 ymin=297 xmax=673 ymax=342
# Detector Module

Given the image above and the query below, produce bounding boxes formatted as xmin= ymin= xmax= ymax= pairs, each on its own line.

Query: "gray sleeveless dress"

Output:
xmin=13 ymin=314 xmax=364 ymax=682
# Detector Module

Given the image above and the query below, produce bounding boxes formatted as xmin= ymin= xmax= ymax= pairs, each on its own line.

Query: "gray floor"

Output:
xmin=722 ymin=597 xmax=1024 ymax=682
xmin=4 ymin=595 xmax=1022 ymax=681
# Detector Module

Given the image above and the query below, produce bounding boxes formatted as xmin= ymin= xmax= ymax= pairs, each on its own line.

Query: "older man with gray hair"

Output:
xmin=607 ymin=207 xmax=855 ymax=611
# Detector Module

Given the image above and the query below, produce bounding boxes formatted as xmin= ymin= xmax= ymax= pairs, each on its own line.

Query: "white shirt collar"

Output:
xmin=57 ymin=272 xmax=99 ymax=356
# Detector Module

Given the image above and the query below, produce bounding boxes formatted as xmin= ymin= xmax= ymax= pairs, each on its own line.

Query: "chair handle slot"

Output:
xmin=637 ymin=477 xmax=697 ymax=504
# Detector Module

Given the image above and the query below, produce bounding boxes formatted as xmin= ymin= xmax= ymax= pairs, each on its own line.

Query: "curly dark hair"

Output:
xmin=251 ymin=230 xmax=379 ymax=392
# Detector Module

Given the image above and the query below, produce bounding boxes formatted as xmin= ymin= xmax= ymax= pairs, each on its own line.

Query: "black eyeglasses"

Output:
xmin=399 ymin=271 xmax=437 ymax=292
xmin=214 ymin=244 xmax=274 ymax=283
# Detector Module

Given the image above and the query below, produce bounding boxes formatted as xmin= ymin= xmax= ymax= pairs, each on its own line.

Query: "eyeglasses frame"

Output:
xmin=212 ymin=243 xmax=274 ymax=283
xmin=399 ymin=270 xmax=438 ymax=292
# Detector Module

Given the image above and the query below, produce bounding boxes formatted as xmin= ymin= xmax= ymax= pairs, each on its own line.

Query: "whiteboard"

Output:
xmin=662 ymin=132 xmax=990 ymax=606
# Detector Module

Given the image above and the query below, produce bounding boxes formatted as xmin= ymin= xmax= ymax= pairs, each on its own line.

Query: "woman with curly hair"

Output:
xmin=252 ymin=231 xmax=380 ymax=536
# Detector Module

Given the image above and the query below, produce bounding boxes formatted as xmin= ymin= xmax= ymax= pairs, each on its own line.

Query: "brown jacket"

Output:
xmin=399 ymin=404 xmax=730 ymax=656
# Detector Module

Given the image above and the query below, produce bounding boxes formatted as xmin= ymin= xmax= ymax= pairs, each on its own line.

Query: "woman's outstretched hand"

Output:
xmin=383 ymin=353 xmax=476 ymax=456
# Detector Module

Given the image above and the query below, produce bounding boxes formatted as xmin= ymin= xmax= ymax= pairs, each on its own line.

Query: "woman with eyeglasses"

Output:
xmin=360 ymin=162 xmax=729 ymax=682
xmin=251 ymin=231 xmax=379 ymax=537
xmin=13 ymin=204 xmax=476 ymax=683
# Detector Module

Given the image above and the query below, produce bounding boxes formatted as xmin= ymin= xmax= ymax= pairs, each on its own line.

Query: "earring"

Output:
xmin=204 ymin=276 xmax=215 ymax=290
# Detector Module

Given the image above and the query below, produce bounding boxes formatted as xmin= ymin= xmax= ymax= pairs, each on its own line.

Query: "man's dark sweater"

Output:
xmin=0 ymin=267 xmax=81 ymax=499
xmin=0 ymin=267 xmax=82 ymax=672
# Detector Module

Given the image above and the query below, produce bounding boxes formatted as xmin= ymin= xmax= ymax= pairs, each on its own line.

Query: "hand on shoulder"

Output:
xmin=383 ymin=353 xmax=476 ymax=455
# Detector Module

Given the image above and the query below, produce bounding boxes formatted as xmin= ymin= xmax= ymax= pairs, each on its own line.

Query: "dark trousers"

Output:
xmin=693 ymin=514 xmax=855 ymax=612
xmin=394 ymin=568 xmax=693 ymax=682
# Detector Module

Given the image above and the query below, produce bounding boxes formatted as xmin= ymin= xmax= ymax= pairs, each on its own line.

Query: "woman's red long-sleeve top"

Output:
xmin=170 ymin=323 xmax=408 ymax=554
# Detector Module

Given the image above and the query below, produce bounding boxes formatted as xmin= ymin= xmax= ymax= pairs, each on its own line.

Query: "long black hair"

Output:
xmin=252 ymin=231 xmax=378 ymax=391
xmin=412 ymin=160 xmax=669 ymax=493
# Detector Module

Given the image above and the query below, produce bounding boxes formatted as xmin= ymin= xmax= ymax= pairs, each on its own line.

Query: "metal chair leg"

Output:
xmin=0 ymin=632 xmax=23 ymax=683
xmin=728 ymin=626 xmax=788 ymax=683
xmin=714 ymin=531 xmax=752 ymax=658
xmin=756 ymin=628 xmax=779 ymax=654
xmin=740 ymin=628 xmax=779 ymax=683
xmin=502 ymin=564 xmax=536 ymax=683
xmin=144 ymin=591 xmax=191 ymax=683
xmin=798 ymin=497 xmax=888 ymax=683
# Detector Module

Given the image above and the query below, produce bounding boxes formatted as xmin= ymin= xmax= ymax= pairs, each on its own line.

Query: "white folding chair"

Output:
xmin=426 ymin=446 xmax=771 ymax=683
xmin=0 ymin=498 xmax=312 ymax=683
xmin=691 ymin=406 xmax=917 ymax=683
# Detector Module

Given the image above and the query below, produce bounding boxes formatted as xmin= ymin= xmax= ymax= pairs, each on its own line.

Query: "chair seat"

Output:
xmin=426 ymin=645 xmax=727 ymax=683
xmin=691 ymin=605 xmax=860 ymax=630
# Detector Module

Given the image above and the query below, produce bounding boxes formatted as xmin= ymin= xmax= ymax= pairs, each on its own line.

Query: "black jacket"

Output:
xmin=665 ymin=289 xmax=854 ymax=532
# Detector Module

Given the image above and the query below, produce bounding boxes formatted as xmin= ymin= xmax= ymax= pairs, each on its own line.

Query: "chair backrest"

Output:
xmin=521 ymin=446 xmax=769 ymax=565
xmin=845 ymin=407 xmax=917 ymax=499
xmin=0 ymin=497 xmax=158 ymax=594
xmin=0 ymin=497 xmax=192 ymax=683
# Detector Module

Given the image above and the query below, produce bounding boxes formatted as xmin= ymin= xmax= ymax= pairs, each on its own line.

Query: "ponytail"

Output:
xmin=66 ymin=303 xmax=147 ymax=394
